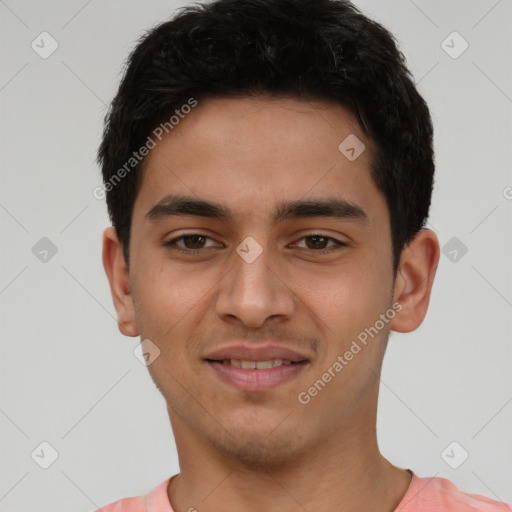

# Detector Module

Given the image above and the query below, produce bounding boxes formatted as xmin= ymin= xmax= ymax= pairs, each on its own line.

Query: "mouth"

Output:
xmin=205 ymin=358 xmax=309 ymax=390
xmin=206 ymin=358 xmax=304 ymax=368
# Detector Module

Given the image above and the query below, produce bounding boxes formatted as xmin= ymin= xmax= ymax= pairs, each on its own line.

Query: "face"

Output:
xmin=104 ymin=95 xmax=437 ymax=470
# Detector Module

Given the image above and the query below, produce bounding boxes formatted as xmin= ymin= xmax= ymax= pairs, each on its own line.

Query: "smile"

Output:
xmin=206 ymin=359 xmax=308 ymax=390
xmin=219 ymin=359 xmax=294 ymax=368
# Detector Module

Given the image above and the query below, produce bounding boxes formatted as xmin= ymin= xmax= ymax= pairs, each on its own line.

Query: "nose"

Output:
xmin=215 ymin=239 xmax=297 ymax=329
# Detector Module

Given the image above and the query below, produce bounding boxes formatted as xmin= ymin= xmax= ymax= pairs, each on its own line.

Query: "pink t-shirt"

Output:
xmin=95 ymin=470 xmax=512 ymax=512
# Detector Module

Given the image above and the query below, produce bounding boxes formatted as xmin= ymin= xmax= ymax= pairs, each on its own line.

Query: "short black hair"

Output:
xmin=97 ymin=0 xmax=435 ymax=275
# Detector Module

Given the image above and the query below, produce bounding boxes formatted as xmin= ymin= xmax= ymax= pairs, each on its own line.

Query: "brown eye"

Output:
xmin=180 ymin=234 xmax=207 ymax=249
xmin=291 ymin=234 xmax=346 ymax=255
xmin=163 ymin=233 xmax=221 ymax=254
xmin=304 ymin=235 xmax=330 ymax=250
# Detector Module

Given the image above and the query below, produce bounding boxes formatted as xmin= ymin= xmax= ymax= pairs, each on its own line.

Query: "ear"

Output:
xmin=390 ymin=229 xmax=440 ymax=333
xmin=102 ymin=226 xmax=139 ymax=337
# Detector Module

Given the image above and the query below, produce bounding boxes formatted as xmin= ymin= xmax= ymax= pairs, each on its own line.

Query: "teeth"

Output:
xmin=257 ymin=360 xmax=273 ymax=369
xmin=221 ymin=359 xmax=294 ymax=368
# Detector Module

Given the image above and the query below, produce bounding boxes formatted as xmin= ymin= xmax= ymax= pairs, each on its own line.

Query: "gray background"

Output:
xmin=0 ymin=1 xmax=511 ymax=511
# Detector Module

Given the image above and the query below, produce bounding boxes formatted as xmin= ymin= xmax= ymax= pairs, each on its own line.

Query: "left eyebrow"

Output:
xmin=273 ymin=198 xmax=369 ymax=225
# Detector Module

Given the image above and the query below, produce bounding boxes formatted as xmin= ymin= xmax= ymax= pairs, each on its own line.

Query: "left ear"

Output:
xmin=390 ymin=229 xmax=440 ymax=333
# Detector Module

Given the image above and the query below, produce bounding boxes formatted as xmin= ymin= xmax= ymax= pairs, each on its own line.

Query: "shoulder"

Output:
xmin=93 ymin=476 xmax=175 ymax=512
xmin=94 ymin=495 xmax=145 ymax=512
xmin=402 ymin=472 xmax=512 ymax=512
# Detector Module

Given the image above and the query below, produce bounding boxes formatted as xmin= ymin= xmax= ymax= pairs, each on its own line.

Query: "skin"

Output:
xmin=103 ymin=95 xmax=440 ymax=512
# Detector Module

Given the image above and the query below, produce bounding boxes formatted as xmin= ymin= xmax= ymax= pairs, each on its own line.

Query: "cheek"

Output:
xmin=295 ymin=259 xmax=387 ymax=336
xmin=132 ymin=264 xmax=212 ymax=391
xmin=135 ymin=262 xmax=214 ymax=326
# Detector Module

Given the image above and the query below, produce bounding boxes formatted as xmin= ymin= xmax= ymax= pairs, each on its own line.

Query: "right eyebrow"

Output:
xmin=145 ymin=195 xmax=232 ymax=223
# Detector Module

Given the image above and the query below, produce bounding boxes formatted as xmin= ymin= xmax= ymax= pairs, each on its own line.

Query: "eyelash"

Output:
xmin=163 ymin=232 xmax=347 ymax=256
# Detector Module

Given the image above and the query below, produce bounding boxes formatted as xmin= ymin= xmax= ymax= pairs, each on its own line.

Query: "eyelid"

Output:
xmin=164 ymin=232 xmax=221 ymax=249
xmin=289 ymin=234 xmax=345 ymax=247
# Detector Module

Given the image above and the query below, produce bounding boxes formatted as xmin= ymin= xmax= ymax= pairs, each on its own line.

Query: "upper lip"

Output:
xmin=204 ymin=344 xmax=310 ymax=363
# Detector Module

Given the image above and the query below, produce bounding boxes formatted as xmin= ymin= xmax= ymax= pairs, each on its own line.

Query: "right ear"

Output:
xmin=102 ymin=226 xmax=139 ymax=337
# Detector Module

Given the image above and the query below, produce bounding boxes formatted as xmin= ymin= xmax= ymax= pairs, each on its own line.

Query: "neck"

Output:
xmin=167 ymin=408 xmax=411 ymax=512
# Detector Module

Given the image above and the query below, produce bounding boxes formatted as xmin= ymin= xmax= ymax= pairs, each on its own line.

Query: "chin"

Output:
xmin=211 ymin=423 xmax=306 ymax=470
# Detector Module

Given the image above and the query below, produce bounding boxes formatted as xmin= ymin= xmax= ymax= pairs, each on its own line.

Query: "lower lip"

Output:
xmin=206 ymin=361 xmax=308 ymax=391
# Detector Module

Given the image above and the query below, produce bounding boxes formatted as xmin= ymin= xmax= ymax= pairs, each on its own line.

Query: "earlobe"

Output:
xmin=102 ymin=227 xmax=139 ymax=337
xmin=390 ymin=229 xmax=440 ymax=333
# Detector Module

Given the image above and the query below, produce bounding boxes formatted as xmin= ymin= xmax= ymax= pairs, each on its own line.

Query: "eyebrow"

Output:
xmin=274 ymin=197 xmax=368 ymax=224
xmin=144 ymin=194 xmax=369 ymax=225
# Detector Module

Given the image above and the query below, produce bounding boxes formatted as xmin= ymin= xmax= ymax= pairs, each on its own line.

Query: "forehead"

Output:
xmin=133 ymin=95 xmax=386 ymax=227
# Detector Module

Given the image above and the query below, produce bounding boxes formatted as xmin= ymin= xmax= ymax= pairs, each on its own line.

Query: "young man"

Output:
xmin=96 ymin=0 xmax=511 ymax=511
